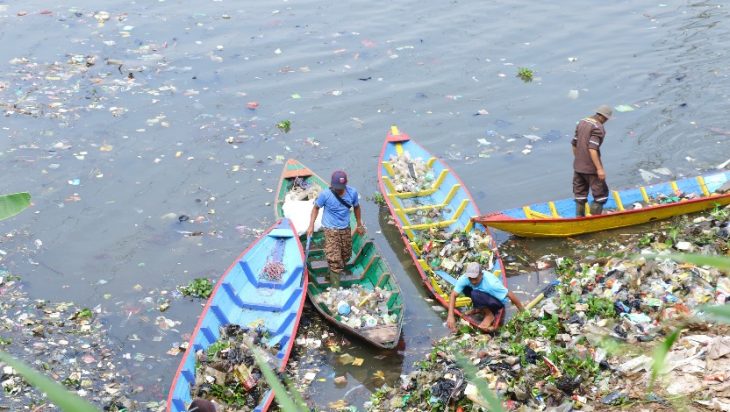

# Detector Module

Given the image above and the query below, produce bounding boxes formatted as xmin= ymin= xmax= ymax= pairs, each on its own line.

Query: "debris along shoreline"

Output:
xmin=0 ymin=272 xmax=149 ymax=411
xmin=367 ymin=206 xmax=730 ymax=411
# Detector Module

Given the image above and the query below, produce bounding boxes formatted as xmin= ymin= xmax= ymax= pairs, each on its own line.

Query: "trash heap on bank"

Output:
xmin=367 ymin=206 xmax=730 ymax=411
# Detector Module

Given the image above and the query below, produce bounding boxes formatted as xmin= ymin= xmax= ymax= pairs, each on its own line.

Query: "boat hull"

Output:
xmin=274 ymin=159 xmax=404 ymax=349
xmin=166 ymin=218 xmax=307 ymax=412
xmin=476 ymin=171 xmax=730 ymax=237
xmin=377 ymin=126 xmax=508 ymax=329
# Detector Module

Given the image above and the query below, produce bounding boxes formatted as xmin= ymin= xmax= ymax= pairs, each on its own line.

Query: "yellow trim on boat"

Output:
xmin=382 ymin=176 xmax=397 ymax=194
xmin=613 ymin=191 xmax=624 ymax=211
xmin=400 ymin=185 xmax=461 ymax=213
xmin=395 ymin=142 xmax=403 ymax=156
xmin=548 ymin=201 xmax=559 ymax=217
xmin=585 ymin=203 xmax=591 ymax=216
xmin=411 ymin=242 xmax=421 ymax=255
xmin=697 ymin=176 xmax=710 ymax=197
xmin=427 ymin=157 xmax=437 ymax=168
xmin=640 ymin=187 xmax=649 ymax=203
xmin=394 ymin=208 xmax=415 ymax=239
xmin=382 ymin=161 xmax=395 ymax=177
xmin=453 ymin=198 xmax=469 ymax=222
xmin=464 ymin=219 xmax=473 ymax=233
xmin=391 ymin=169 xmax=449 ymax=198
xmin=401 ymin=199 xmax=469 ymax=231
xmin=403 ymin=219 xmax=454 ymax=231
xmin=523 ymin=206 xmax=551 ymax=219
xmin=430 ymin=277 xmax=470 ymax=307
xmin=391 ymin=125 xmax=400 ymax=136
xmin=671 ymin=181 xmax=679 ymax=193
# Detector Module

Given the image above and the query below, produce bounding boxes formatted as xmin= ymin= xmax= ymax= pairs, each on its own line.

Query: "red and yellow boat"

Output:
xmin=474 ymin=171 xmax=730 ymax=237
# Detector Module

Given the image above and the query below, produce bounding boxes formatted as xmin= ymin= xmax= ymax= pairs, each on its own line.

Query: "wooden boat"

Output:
xmin=274 ymin=159 xmax=404 ymax=349
xmin=474 ymin=171 xmax=730 ymax=238
xmin=167 ymin=218 xmax=307 ymax=412
xmin=377 ymin=126 xmax=508 ymax=329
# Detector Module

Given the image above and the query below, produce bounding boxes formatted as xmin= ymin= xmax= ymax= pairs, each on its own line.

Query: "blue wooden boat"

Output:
xmin=377 ymin=126 xmax=508 ymax=329
xmin=166 ymin=218 xmax=307 ymax=412
xmin=475 ymin=171 xmax=730 ymax=237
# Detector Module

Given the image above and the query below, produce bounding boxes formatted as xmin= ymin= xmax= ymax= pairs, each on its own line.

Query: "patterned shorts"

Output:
xmin=323 ymin=228 xmax=352 ymax=274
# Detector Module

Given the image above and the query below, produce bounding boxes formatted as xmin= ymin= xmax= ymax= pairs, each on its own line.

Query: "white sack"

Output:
xmin=282 ymin=196 xmax=322 ymax=236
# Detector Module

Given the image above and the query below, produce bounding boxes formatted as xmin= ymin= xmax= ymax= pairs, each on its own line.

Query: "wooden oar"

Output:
xmin=525 ymin=280 xmax=560 ymax=311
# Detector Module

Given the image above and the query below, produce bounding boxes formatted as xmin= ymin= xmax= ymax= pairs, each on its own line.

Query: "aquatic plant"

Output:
xmin=276 ymin=120 xmax=292 ymax=133
xmin=179 ymin=277 xmax=214 ymax=299
xmin=516 ymin=67 xmax=534 ymax=83
xmin=369 ymin=192 xmax=386 ymax=206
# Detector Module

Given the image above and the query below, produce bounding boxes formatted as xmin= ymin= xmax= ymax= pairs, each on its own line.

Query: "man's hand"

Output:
xmin=306 ymin=225 xmax=314 ymax=237
xmin=446 ymin=315 xmax=456 ymax=332
xmin=597 ymin=168 xmax=606 ymax=180
xmin=355 ymin=224 xmax=365 ymax=235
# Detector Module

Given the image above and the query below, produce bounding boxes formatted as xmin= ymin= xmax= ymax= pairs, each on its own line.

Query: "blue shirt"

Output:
xmin=454 ymin=270 xmax=508 ymax=304
xmin=315 ymin=186 xmax=359 ymax=229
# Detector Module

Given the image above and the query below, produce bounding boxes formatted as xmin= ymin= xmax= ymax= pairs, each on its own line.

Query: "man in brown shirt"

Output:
xmin=572 ymin=105 xmax=612 ymax=216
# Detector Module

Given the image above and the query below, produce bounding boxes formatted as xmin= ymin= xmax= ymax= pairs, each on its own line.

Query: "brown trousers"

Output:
xmin=573 ymin=171 xmax=609 ymax=204
xmin=324 ymin=228 xmax=352 ymax=274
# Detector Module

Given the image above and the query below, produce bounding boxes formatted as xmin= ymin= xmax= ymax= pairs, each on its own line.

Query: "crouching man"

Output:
xmin=446 ymin=262 xmax=524 ymax=333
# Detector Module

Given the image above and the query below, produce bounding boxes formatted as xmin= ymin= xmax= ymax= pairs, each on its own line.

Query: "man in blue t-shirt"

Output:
xmin=446 ymin=262 xmax=524 ymax=333
xmin=306 ymin=170 xmax=365 ymax=287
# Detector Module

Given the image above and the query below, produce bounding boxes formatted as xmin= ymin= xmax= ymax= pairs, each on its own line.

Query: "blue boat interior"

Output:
xmin=169 ymin=218 xmax=305 ymax=412
xmin=380 ymin=138 xmax=504 ymax=285
xmin=497 ymin=171 xmax=730 ymax=219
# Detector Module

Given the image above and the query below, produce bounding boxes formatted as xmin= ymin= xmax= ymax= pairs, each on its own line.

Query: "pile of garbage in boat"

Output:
xmin=318 ymin=285 xmax=399 ymax=329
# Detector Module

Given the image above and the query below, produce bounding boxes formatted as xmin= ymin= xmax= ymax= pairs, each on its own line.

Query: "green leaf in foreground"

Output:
xmin=701 ymin=304 xmax=730 ymax=324
xmin=650 ymin=327 xmax=682 ymax=389
xmin=0 ymin=351 xmax=101 ymax=412
xmin=665 ymin=254 xmax=730 ymax=272
xmin=454 ymin=353 xmax=505 ymax=412
xmin=0 ymin=192 xmax=31 ymax=221
xmin=250 ymin=347 xmax=308 ymax=412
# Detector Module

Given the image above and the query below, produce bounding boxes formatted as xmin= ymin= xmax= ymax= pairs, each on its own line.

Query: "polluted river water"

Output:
xmin=1 ymin=0 xmax=730 ymax=410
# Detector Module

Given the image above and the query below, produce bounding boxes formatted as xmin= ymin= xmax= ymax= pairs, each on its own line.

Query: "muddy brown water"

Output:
xmin=1 ymin=0 xmax=729 ymax=409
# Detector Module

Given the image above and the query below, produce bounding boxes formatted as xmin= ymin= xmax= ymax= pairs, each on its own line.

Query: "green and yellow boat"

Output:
xmin=274 ymin=159 xmax=404 ymax=349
